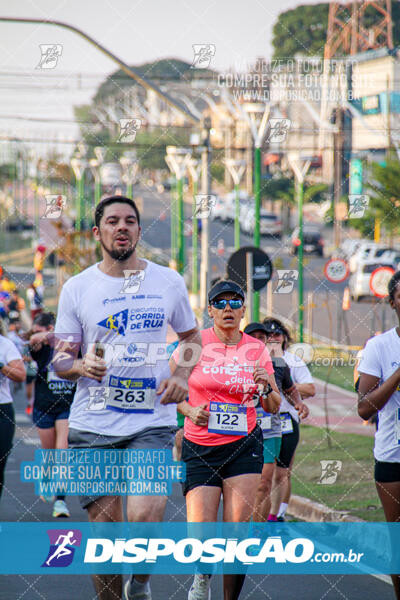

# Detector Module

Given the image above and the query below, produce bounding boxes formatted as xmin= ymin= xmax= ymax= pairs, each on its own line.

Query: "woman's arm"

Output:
xmin=358 ymin=370 xmax=400 ymax=420
xmin=284 ymin=385 xmax=309 ymax=419
xmin=260 ymin=372 xmax=281 ymax=414
xmin=171 ymin=356 xmax=209 ymax=426
xmin=177 ymin=400 xmax=209 ymax=427
xmin=295 ymin=382 xmax=315 ymax=399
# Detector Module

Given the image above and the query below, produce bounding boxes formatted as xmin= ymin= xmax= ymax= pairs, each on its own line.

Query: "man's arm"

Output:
xmin=53 ymin=340 xmax=107 ymax=383
xmin=158 ymin=326 xmax=202 ymax=404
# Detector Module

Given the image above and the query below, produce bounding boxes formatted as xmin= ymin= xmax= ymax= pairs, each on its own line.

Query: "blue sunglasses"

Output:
xmin=211 ymin=298 xmax=244 ymax=310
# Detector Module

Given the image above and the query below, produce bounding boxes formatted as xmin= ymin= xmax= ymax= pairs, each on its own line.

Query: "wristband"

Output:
xmin=0 ymin=362 xmax=4 ymax=370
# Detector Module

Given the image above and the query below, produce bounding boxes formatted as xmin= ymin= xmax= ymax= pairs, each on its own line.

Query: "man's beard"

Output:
xmin=100 ymin=237 xmax=138 ymax=262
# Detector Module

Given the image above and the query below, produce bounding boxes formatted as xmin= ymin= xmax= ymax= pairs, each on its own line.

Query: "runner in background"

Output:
xmin=173 ymin=281 xmax=281 ymax=600
xmin=354 ymin=334 xmax=380 ymax=428
xmin=29 ymin=311 xmax=76 ymax=517
xmin=262 ymin=318 xmax=312 ymax=522
xmin=27 ymin=282 xmax=44 ymax=321
xmin=7 ymin=312 xmax=37 ymax=414
xmin=0 ymin=325 xmax=26 ymax=501
xmin=243 ymin=322 xmax=301 ymax=523
xmin=358 ymin=271 xmax=400 ymax=599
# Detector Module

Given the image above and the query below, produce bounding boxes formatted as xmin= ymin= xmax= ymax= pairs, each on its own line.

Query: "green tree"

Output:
xmin=360 ymin=155 xmax=400 ymax=242
xmin=272 ymin=1 xmax=400 ymax=60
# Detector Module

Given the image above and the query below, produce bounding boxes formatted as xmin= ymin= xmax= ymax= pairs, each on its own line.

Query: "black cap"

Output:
xmin=208 ymin=280 xmax=245 ymax=303
xmin=244 ymin=322 xmax=267 ymax=336
xmin=264 ymin=319 xmax=285 ymax=334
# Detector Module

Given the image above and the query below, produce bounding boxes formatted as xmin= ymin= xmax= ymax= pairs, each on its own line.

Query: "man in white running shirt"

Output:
xmin=54 ymin=195 xmax=200 ymax=600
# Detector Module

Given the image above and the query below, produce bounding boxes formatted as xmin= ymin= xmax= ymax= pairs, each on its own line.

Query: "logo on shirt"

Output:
xmin=97 ymin=309 xmax=129 ymax=336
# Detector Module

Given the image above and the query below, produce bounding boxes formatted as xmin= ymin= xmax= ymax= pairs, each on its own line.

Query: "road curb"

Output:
xmin=288 ymin=494 xmax=364 ymax=522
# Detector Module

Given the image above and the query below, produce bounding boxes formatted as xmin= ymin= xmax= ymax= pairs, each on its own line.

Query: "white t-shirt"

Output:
xmin=8 ymin=331 xmax=25 ymax=355
xmin=0 ymin=335 xmax=22 ymax=405
xmin=54 ymin=261 xmax=196 ymax=436
xmin=280 ymin=350 xmax=314 ymax=422
xmin=358 ymin=328 xmax=400 ymax=462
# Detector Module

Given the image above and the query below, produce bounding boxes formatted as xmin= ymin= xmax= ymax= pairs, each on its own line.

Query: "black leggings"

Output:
xmin=0 ymin=403 xmax=15 ymax=499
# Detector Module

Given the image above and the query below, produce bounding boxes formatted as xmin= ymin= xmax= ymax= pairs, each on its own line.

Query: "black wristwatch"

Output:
xmin=261 ymin=383 xmax=273 ymax=398
xmin=0 ymin=362 xmax=4 ymax=370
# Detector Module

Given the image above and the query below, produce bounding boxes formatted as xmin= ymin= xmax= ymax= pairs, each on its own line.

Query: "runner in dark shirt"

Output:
xmin=29 ymin=312 xmax=76 ymax=518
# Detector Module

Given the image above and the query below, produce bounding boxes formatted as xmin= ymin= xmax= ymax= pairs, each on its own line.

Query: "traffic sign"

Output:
xmin=324 ymin=258 xmax=349 ymax=283
xmin=369 ymin=266 xmax=395 ymax=298
xmin=227 ymin=246 xmax=273 ymax=292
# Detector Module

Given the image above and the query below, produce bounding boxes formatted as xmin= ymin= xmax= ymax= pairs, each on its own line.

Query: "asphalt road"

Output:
xmin=3 ymin=185 xmax=394 ymax=346
xmin=138 ymin=188 xmax=394 ymax=347
xmin=0 ymin=386 xmax=393 ymax=600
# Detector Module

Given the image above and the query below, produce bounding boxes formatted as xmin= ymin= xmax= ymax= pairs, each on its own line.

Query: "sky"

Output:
xmin=0 ymin=0 xmax=323 ymax=157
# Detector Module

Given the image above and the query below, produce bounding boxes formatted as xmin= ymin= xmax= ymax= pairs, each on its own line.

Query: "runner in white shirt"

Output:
xmin=262 ymin=318 xmax=313 ymax=522
xmin=0 ymin=333 xmax=26 ymax=500
xmin=54 ymin=195 xmax=200 ymax=600
xmin=358 ymin=271 xmax=400 ymax=599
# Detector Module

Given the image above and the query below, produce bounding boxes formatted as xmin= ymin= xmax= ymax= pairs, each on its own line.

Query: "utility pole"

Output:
xmin=200 ymin=116 xmax=212 ymax=324
xmin=165 ymin=147 xmax=191 ymax=275
xmin=288 ymin=154 xmax=311 ymax=343
xmin=332 ymin=107 xmax=344 ymax=249
xmin=224 ymin=159 xmax=247 ymax=250
xmin=187 ymin=158 xmax=202 ymax=298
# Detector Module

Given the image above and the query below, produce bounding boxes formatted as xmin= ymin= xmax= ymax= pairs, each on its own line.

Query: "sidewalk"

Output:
xmin=306 ymin=377 xmax=374 ymax=437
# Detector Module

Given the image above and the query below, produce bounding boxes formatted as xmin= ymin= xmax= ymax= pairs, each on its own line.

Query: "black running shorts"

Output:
xmin=181 ymin=425 xmax=263 ymax=495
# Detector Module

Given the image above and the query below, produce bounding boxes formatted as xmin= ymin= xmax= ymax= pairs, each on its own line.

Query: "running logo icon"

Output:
xmin=191 ymin=44 xmax=216 ymax=69
xmin=193 ymin=195 xmax=216 ymax=219
xmin=36 ymin=44 xmax=63 ymax=69
xmin=87 ymin=387 xmax=110 ymax=411
xmin=318 ymin=460 xmax=342 ymax=484
xmin=42 ymin=195 xmax=66 ymax=219
xmin=348 ymin=194 xmax=369 ymax=218
xmin=274 ymin=270 xmax=298 ymax=294
xmin=97 ymin=309 xmax=129 ymax=336
xmin=42 ymin=529 xmax=82 ymax=567
xmin=267 ymin=119 xmax=291 ymax=143
xmin=120 ymin=270 xmax=145 ymax=294
xmin=118 ymin=119 xmax=142 ymax=143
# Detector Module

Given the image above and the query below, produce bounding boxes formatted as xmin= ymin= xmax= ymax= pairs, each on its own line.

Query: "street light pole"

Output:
xmin=71 ymin=158 xmax=87 ymax=233
xmin=89 ymin=159 xmax=101 ymax=207
xmin=200 ymin=117 xmax=212 ymax=324
xmin=188 ymin=158 xmax=202 ymax=297
xmin=288 ymin=154 xmax=311 ymax=343
xmin=224 ymin=158 xmax=247 ymax=250
xmin=239 ymin=103 xmax=270 ymax=320
xmin=165 ymin=147 xmax=191 ymax=275
xmin=120 ymin=152 xmax=138 ymax=200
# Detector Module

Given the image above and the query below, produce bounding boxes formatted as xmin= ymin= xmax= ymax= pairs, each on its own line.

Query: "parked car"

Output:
xmin=349 ymin=261 xmax=395 ymax=301
xmin=290 ymin=225 xmax=324 ymax=256
xmin=242 ymin=209 xmax=282 ymax=238
xmin=379 ymin=250 xmax=400 ymax=270
xmin=348 ymin=243 xmax=393 ymax=273
xmin=340 ymin=239 xmax=362 ymax=260
xmin=5 ymin=217 xmax=34 ymax=232
xmin=210 ymin=196 xmax=227 ymax=221
xmin=219 ymin=191 xmax=252 ymax=222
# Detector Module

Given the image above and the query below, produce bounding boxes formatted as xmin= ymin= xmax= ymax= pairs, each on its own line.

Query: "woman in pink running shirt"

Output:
xmin=171 ymin=280 xmax=280 ymax=600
